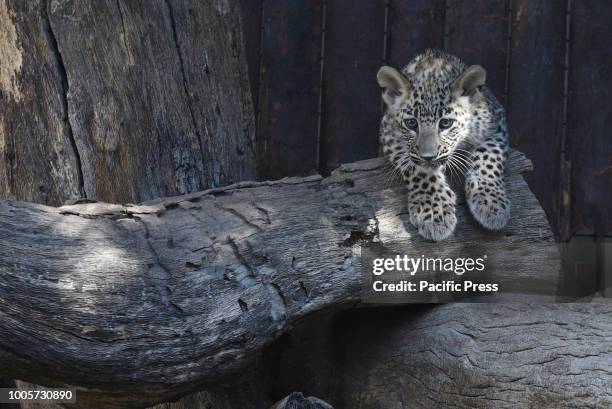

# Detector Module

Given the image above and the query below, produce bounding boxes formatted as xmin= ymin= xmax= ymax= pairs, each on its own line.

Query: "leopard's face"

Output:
xmin=378 ymin=50 xmax=486 ymax=174
xmin=385 ymin=88 xmax=473 ymax=169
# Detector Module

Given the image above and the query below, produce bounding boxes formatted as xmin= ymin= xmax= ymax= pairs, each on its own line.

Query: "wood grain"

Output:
xmin=0 ymin=0 xmax=82 ymax=206
xmin=166 ymin=0 xmax=257 ymax=188
xmin=240 ymin=0 xmax=263 ymax=119
xmin=0 ymin=151 xmax=560 ymax=407
xmin=44 ymin=0 xmax=254 ymax=203
xmin=275 ymin=304 xmax=612 ymax=408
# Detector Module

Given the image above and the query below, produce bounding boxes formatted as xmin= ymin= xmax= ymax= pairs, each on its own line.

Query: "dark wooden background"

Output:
xmin=242 ymin=0 xmax=612 ymax=251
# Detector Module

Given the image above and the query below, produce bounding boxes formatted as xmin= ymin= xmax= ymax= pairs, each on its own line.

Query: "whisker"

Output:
xmin=451 ymin=154 xmax=470 ymax=167
xmin=451 ymin=152 xmax=473 ymax=162
xmin=382 ymin=156 xmax=414 ymax=188
xmin=446 ymin=157 xmax=460 ymax=183
xmin=450 ymin=157 xmax=470 ymax=176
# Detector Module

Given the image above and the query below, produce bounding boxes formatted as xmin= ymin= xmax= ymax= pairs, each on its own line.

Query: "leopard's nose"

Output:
xmin=420 ymin=153 xmax=436 ymax=162
xmin=416 ymin=131 xmax=440 ymax=159
xmin=417 ymin=145 xmax=439 ymax=160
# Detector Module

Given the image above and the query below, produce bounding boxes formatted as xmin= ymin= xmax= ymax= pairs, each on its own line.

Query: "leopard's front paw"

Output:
xmin=468 ymin=193 xmax=511 ymax=230
xmin=409 ymin=201 xmax=457 ymax=241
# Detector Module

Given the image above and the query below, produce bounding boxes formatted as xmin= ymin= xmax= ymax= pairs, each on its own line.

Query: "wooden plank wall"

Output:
xmin=568 ymin=0 xmax=612 ymax=238
xmin=245 ymin=0 xmax=612 ymax=243
xmin=507 ymin=0 xmax=566 ymax=237
xmin=387 ymin=0 xmax=446 ymax=68
xmin=257 ymin=0 xmax=322 ymax=179
xmin=444 ymin=0 xmax=510 ymax=103
xmin=323 ymin=0 xmax=385 ymax=173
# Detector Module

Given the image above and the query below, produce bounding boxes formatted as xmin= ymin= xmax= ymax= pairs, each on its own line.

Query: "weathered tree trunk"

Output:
xmin=0 ymin=0 xmax=255 ymax=206
xmin=0 ymin=151 xmax=562 ymax=408
xmin=0 ymin=0 xmax=82 ymax=204
xmin=1 ymin=1 xmax=256 ymax=407
xmin=272 ymin=304 xmax=612 ymax=409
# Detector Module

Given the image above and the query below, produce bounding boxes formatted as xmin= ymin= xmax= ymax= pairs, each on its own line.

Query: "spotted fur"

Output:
xmin=377 ymin=49 xmax=510 ymax=241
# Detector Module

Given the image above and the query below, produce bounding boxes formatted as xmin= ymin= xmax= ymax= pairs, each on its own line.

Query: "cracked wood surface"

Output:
xmin=318 ymin=304 xmax=612 ymax=408
xmin=0 ymin=0 xmax=83 ymax=205
xmin=0 ymin=1 xmax=259 ymax=406
xmin=0 ymin=0 xmax=255 ymax=206
xmin=0 ymin=151 xmax=560 ymax=407
xmin=271 ymin=304 xmax=612 ymax=408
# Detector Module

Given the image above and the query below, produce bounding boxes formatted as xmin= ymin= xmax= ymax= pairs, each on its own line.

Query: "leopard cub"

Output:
xmin=377 ymin=49 xmax=510 ymax=241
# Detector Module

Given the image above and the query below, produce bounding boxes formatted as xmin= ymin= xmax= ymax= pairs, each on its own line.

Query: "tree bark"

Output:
xmin=0 ymin=0 xmax=255 ymax=206
xmin=0 ymin=0 xmax=82 ymax=205
xmin=285 ymin=304 xmax=612 ymax=409
xmin=1 ymin=1 xmax=257 ymax=406
xmin=0 ymin=151 xmax=561 ymax=407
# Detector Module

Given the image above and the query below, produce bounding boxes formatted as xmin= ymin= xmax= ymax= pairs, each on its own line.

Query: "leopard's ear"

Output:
xmin=451 ymin=65 xmax=486 ymax=100
xmin=377 ymin=66 xmax=411 ymax=107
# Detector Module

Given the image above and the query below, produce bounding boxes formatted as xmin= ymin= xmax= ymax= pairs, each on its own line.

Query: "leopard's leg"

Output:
xmin=465 ymin=133 xmax=511 ymax=230
xmin=405 ymin=167 xmax=457 ymax=241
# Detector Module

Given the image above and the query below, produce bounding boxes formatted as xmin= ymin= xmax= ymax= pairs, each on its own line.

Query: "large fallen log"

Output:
xmin=0 ymin=151 xmax=559 ymax=407
xmin=284 ymin=304 xmax=612 ymax=409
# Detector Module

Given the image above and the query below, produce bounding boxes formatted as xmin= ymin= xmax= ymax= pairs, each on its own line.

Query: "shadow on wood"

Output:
xmin=0 ymin=151 xmax=564 ymax=407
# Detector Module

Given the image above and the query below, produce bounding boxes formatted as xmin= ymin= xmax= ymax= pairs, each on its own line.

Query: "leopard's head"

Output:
xmin=377 ymin=54 xmax=486 ymax=172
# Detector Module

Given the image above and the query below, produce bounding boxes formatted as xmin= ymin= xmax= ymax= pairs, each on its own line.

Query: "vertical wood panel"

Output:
xmin=259 ymin=0 xmax=322 ymax=179
xmin=387 ymin=0 xmax=445 ymax=68
xmin=240 ymin=0 xmax=263 ymax=118
xmin=507 ymin=0 xmax=566 ymax=237
xmin=567 ymin=0 xmax=612 ymax=236
xmin=444 ymin=0 xmax=509 ymax=102
xmin=323 ymin=0 xmax=385 ymax=173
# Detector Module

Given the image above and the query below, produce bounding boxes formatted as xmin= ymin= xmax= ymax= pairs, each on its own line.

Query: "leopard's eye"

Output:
xmin=439 ymin=118 xmax=454 ymax=130
xmin=403 ymin=118 xmax=418 ymax=130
